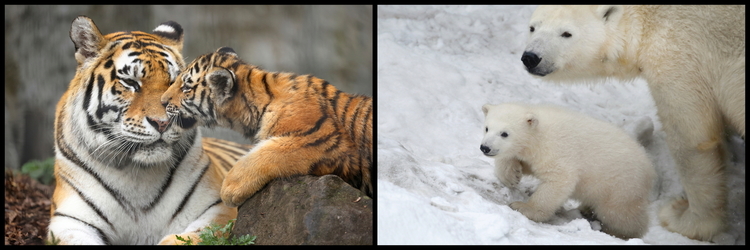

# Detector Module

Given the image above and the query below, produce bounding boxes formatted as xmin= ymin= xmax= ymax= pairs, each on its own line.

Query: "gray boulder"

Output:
xmin=232 ymin=175 xmax=373 ymax=245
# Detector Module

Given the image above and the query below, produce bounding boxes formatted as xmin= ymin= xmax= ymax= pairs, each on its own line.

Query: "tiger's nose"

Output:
xmin=147 ymin=117 xmax=171 ymax=133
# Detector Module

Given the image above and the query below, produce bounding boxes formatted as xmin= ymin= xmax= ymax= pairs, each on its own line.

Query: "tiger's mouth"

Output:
xmin=166 ymin=104 xmax=198 ymax=129
xmin=127 ymin=139 xmax=168 ymax=153
xmin=167 ymin=113 xmax=198 ymax=129
xmin=127 ymin=139 xmax=175 ymax=165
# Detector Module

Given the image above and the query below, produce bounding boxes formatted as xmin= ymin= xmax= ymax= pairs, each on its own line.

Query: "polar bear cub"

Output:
xmin=480 ymin=103 xmax=656 ymax=239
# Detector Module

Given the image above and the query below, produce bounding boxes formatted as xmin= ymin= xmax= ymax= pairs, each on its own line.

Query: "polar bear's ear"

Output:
xmin=597 ymin=5 xmax=623 ymax=23
xmin=525 ymin=113 xmax=538 ymax=129
xmin=482 ymin=104 xmax=491 ymax=115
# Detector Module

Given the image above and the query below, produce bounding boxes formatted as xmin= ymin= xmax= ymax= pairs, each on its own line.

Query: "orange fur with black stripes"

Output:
xmin=48 ymin=17 xmax=251 ymax=245
xmin=161 ymin=47 xmax=373 ymax=207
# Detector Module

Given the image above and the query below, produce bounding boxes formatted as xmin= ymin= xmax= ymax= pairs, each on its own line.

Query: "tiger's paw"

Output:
xmin=220 ymin=174 xmax=266 ymax=207
xmin=158 ymin=232 xmax=200 ymax=245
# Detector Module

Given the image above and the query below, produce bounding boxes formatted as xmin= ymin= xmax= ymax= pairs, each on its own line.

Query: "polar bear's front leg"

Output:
xmin=494 ymin=157 xmax=523 ymax=188
xmin=510 ymin=164 xmax=576 ymax=222
xmin=650 ymin=78 xmax=728 ymax=241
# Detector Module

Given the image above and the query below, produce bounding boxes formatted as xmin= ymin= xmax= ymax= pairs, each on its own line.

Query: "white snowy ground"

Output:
xmin=376 ymin=5 xmax=745 ymax=245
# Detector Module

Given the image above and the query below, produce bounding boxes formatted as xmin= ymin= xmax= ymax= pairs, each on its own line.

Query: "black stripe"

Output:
xmin=95 ymin=74 xmax=105 ymax=114
xmin=58 ymin=137 xmax=135 ymax=217
xmin=82 ymin=73 xmax=96 ymax=113
xmin=303 ymin=112 xmax=328 ymax=136
xmin=170 ymin=159 xmax=210 ymax=221
xmin=348 ymin=98 xmax=365 ymax=141
xmin=53 ymin=212 xmax=112 ymax=245
xmin=262 ymin=72 xmax=274 ymax=100
xmin=143 ymin=129 xmax=196 ymax=212
xmin=359 ymin=99 xmax=373 ymax=150
xmin=192 ymin=62 xmax=201 ymax=74
xmin=58 ymin=174 xmax=116 ymax=232
xmin=104 ymin=59 xmax=114 ymax=69
xmin=330 ymin=90 xmax=343 ymax=116
xmin=305 ymin=130 xmax=336 ymax=148
xmin=320 ymin=80 xmax=330 ymax=98
xmin=195 ymin=199 xmax=223 ymax=223
xmin=244 ymin=67 xmax=254 ymax=98
xmin=122 ymin=41 xmax=133 ymax=50
xmin=229 ymin=61 xmax=241 ymax=71
xmin=55 ymin=108 xmax=134 ymax=216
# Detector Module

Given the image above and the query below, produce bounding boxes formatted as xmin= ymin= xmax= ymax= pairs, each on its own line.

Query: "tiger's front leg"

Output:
xmin=220 ymin=137 xmax=326 ymax=207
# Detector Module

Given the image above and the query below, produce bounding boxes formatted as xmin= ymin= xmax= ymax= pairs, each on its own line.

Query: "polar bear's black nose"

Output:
xmin=480 ymin=145 xmax=490 ymax=154
xmin=522 ymin=51 xmax=541 ymax=69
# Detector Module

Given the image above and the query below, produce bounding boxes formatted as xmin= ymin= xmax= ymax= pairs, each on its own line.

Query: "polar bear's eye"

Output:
xmin=485 ymin=127 xmax=488 ymax=133
xmin=561 ymin=32 xmax=572 ymax=38
xmin=530 ymin=26 xmax=535 ymax=32
xmin=501 ymin=132 xmax=508 ymax=138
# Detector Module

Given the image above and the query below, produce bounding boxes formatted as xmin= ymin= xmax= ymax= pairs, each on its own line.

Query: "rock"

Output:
xmin=232 ymin=175 xmax=373 ymax=245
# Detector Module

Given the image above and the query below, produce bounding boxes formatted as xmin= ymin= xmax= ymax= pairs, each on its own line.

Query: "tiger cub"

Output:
xmin=48 ymin=17 xmax=251 ymax=245
xmin=161 ymin=47 xmax=373 ymax=207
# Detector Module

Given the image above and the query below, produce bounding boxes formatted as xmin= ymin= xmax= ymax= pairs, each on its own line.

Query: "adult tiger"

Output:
xmin=160 ymin=47 xmax=373 ymax=207
xmin=47 ymin=16 xmax=251 ymax=245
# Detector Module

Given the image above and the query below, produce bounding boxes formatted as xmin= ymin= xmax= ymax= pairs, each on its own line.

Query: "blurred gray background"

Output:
xmin=5 ymin=5 xmax=373 ymax=170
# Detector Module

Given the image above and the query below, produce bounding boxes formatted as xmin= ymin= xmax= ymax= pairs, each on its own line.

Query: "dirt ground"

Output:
xmin=5 ymin=170 xmax=53 ymax=245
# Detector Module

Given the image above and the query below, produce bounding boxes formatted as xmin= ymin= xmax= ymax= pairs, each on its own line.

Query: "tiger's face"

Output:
xmin=161 ymin=50 xmax=239 ymax=129
xmin=60 ymin=17 xmax=194 ymax=166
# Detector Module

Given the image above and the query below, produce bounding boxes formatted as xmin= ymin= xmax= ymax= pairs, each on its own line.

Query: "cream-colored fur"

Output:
xmin=481 ymin=103 xmax=656 ymax=239
xmin=522 ymin=5 xmax=745 ymax=241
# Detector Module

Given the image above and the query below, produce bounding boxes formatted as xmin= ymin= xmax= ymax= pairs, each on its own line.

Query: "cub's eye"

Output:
xmin=485 ymin=127 xmax=488 ymax=133
xmin=530 ymin=26 xmax=535 ymax=32
xmin=181 ymin=85 xmax=191 ymax=93
xmin=500 ymin=132 xmax=508 ymax=138
xmin=561 ymin=32 xmax=572 ymax=38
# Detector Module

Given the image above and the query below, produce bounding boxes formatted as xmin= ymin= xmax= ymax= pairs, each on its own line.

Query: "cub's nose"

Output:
xmin=521 ymin=51 xmax=541 ymax=69
xmin=480 ymin=145 xmax=490 ymax=154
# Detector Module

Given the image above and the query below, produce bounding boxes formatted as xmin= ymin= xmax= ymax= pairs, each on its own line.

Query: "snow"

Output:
xmin=376 ymin=5 xmax=745 ymax=245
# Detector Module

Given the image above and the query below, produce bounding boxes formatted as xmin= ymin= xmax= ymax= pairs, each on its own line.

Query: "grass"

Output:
xmin=176 ymin=219 xmax=256 ymax=245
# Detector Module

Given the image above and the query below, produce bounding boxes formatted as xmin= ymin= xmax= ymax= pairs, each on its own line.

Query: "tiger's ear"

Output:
xmin=206 ymin=68 xmax=237 ymax=105
xmin=152 ymin=20 xmax=184 ymax=52
xmin=70 ymin=16 xmax=105 ymax=65
xmin=216 ymin=47 xmax=238 ymax=56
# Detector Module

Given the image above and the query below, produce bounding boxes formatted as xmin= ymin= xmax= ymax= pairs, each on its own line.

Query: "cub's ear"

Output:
xmin=525 ymin=113 xmax=538 ymax=129
xmin=597 ymin=5 xmax=623 ymax=23
xmin=482 ymin=104 xmax=492 ymax=116
xmin=206 ymin=68 xmax=237 ymax=105
xmin=152 ymin=20 xmax=184 ymax=52
xmin=216 ymin=47 xmax=238 ymax=57
xmin=70 ymin=16 xmax=105 ymax=65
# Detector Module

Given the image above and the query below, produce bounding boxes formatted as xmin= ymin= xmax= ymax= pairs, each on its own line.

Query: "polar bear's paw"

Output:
xmin=497 ymin=168 xmax=521 ymax=188
xmin=510 ymin=201 xmax=553 ymax=222
xmin=658 ymin=197 xmax=726 ymax=242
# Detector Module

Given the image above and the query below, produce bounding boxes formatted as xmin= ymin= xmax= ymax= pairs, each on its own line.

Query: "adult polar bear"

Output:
xmin=521 ymin=5 xmax=745 ymax=241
